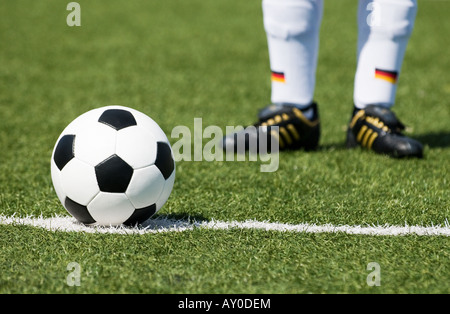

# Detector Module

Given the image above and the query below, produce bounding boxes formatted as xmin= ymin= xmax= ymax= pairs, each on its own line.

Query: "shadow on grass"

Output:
xmin=414 ymin=131 xmax=450 ymax=148
xmin=139 ymin=213 xmax=209 ymax=231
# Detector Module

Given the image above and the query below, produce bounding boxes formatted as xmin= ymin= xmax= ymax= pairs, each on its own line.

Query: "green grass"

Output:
xmin=0 ymin=0 xmax=449 ymax=294
xmin=1 ymin=225 xmax=447 ymax=294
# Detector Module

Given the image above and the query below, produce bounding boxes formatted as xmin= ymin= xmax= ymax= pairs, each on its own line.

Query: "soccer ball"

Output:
xmin=50 ymin=105 xmax=175 ymax=226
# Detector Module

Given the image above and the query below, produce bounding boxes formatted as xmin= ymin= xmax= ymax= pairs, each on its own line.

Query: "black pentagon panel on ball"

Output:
xmin=98 ymin=109 xmax=137 ymax=131
xmin=95 ymin=154 xmax=134 ymax=193
xmin=54 ymin=134 xmax=76 ymax=171
xmin=64 ymin=197 xmax=96 ymax=224
xmin=123 ymin=204 xmax=156 ymax=226
xmin=155 ymin=142 xmax=175 ymax=180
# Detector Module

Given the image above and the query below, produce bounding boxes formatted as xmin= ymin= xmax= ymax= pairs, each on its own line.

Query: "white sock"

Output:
xmin=263 ymin=0 xmax=323 ymax=109
xmin=353 ymin=0 xmax=417 ymax=109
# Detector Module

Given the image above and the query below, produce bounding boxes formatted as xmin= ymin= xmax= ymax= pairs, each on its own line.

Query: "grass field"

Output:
xmin=0 ymin=0 xmax=449 ymax=294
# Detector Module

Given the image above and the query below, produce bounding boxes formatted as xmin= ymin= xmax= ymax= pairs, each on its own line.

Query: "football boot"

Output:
xmin=221 ymin=102 xmax=320 ymax=153
xmin=346 ymin=104 xmax=423 ymax=158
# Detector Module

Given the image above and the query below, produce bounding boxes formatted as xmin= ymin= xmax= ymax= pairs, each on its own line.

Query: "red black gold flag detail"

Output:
xmin=375 ymin=68 xmax=398 ymax=84
xmin=271 ymin=71 xmax=286 ymax=83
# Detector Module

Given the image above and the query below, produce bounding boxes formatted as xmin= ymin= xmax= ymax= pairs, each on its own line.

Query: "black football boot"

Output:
xmin=221 ymin=102 xmax=320 ymax=154
xmin=346 ymin=105 xmax=423 ymax=158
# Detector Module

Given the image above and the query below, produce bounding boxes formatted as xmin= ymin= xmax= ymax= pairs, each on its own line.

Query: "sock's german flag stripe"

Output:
xmin=271 ymin=71 xmax=286 ymax=83
xmin=375 ymin=68 xmax=398 ymax=84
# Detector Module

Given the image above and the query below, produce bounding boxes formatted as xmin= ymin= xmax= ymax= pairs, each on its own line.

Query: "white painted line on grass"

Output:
xmin=0 ymin=214 xmax=449 ymax=236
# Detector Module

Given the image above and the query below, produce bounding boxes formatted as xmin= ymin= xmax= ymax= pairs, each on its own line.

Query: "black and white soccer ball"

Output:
xmin=50 ymin=105 xmax=175 ymax=226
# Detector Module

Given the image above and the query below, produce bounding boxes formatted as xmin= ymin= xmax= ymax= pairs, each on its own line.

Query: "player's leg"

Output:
xmin=221 ymin=0 xmax=323 ymax=153
xmin=354 ymin=0 xmax=416 ymax=108
xmin=347 ymin=0 xmax=423 ymax=158
xmin=265 ymin=0 xmax=323 ymax=111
